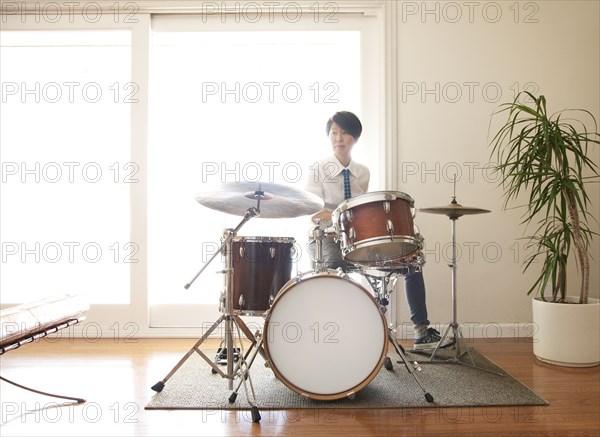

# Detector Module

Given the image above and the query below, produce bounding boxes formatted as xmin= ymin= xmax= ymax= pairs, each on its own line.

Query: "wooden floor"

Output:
xmin=0 ymin=337 xmax=598 ymax=437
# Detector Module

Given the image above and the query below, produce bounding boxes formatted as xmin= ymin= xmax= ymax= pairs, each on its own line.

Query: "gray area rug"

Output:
xmin=145 ymin=347 xmax=549 ymax=410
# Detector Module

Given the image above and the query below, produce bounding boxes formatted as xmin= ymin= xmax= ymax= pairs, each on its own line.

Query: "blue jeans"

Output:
xmin=307 ymin=237 xmax=429 ymax=327
xmin=403 ymin=267 xmax=429 ymax=327
xmin=307 ymin=236 xmax=349 ymax=271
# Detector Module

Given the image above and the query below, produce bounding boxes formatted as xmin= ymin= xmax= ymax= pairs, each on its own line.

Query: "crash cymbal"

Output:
xmin=195 ymin=181 xmax=324 ymax=218
xmin=419 ymin=200 xmax=491 ymax=219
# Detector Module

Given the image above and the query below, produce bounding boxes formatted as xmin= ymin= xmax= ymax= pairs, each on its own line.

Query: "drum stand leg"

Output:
xmin=229 ymin=331 xmax=264 ymax=423
xmin=387 ymin=326 xmax=434 ymax=403
xmin=150 ymin=313 xmax=263 ymax=421
xmin=150 ymin=314 xmax=227 ymax=392
xmin=363 ymin=273 xmax=434 ymax=403
xmin=149 ymin=314 xmax=253 ymax=389
xmin=151 ymin=204 xmax=265 ymax=422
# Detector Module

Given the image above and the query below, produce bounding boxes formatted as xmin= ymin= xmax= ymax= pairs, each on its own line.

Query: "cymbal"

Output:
xmin=195 ymin=181 xmax=324 ymax=218
xmin=419 ymin=201 xmax=491 ymax=219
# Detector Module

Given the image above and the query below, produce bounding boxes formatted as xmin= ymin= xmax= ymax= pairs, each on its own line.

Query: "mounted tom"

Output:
xmin=230 ymin=236 xmax=296 ymax=316
xmin=332 ymin=191 xmax=424 ymax=269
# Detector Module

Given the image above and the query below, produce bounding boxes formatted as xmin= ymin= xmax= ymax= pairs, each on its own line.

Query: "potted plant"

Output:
xmin=489 ymin=91 xmax=600 ymax=367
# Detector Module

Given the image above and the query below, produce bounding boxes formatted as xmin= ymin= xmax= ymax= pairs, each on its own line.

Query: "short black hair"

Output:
xmin=326 ymin=111 xmax=362 ymax=140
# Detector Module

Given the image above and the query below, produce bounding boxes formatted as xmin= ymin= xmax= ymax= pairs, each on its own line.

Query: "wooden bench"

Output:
xmin=0 ymin=293 xmax=89 ymax=403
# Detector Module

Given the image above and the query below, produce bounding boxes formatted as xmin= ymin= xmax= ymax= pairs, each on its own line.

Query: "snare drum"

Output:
xmin=332 ymin=191 xmax=423 ymax=268
xmin=263 ymin=271 xmax=387 ymax=400
xmin=231 ymin=236 xmax=295 ymax=316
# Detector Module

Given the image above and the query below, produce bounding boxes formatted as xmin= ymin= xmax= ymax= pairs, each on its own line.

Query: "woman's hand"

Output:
xmin=311 ymin=210 xmax=333 ymax=224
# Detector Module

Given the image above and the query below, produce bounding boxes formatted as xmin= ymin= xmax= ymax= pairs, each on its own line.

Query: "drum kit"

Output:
xmin=150 ymin=180 xmax=493 ymax=422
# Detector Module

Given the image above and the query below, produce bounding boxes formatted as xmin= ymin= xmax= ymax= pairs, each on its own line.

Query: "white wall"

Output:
xmin=393 ymin=1 xmax=600 ymax=334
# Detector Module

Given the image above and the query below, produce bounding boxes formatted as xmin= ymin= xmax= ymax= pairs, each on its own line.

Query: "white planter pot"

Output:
xmin=532 ymin=297 xmax=600 ymax=367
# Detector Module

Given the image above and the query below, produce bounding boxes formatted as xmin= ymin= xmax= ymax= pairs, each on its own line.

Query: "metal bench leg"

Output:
xmin=0 ymin=375 xmax=85 ymax=404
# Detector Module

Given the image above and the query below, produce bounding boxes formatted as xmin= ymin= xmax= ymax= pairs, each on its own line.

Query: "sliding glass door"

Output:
xmin=148 ymin=14 xmax=383 ymax=327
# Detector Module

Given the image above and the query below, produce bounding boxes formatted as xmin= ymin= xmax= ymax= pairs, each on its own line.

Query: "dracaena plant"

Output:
xmin=489 ymin=91 xmax=599 ymax=304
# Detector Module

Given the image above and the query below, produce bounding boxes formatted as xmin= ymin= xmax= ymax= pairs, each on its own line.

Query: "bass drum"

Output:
xmin=263 ymin=271 xmax=387 ymax=400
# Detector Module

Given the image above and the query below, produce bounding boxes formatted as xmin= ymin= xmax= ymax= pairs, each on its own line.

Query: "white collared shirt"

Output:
xmin=305 ymin=155 xmax=370 ymax=211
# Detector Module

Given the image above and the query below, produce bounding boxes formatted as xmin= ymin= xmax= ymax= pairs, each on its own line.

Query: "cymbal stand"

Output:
xmin=362 ymin=269 xmax=434 ymax=403
xmin=151 ymin=200 xmax=266 ymax=422
xmin=427 ymin=197 xmax=503 ymax=377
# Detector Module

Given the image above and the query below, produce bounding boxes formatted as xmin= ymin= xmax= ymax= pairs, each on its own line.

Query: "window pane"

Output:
xmin=148 ymin=30 xmax=363 ymax=306
xmin=0 ymin=30 xmax=132 ymax=304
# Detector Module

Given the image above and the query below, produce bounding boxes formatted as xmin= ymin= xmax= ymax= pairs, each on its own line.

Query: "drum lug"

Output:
xmin=340 ymin=232 xmax=348 ymax=248
xmin=219 ymin=289 xmax=226 ymax=311
xmin=414 ymin=252 xmax=425 ymax=272
xmin=239 ymin=294 xmax=245 ymax=308
xmin=346 ymin=391 xmax=356 ymax=400
xmin=386 ymin=219 xmax=394 ymax=235
xmin=239 ymin=246 xmax=246 ymax=258
xmin=349 ymin=227 xmax=356 ymax=242
xmin=270 ymin=247 xmax=276 ymax=258
xmin=414 ymin=224 xmax=422 ymax=240
xmin=262 ymin=308 xmax=271 ymax=321
xmin=345 ymin=209 xmax=353 ymax=223
xmin=383 ymin=201 xmax=390 ymax=214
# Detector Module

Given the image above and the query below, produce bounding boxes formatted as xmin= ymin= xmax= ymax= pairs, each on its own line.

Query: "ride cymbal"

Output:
xmin=195 ymin=181 xmax=324 ymax=218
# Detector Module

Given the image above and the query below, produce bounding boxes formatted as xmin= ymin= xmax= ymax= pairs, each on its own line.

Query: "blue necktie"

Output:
xmin=342 ymin=168 xmax=351 ymax=199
